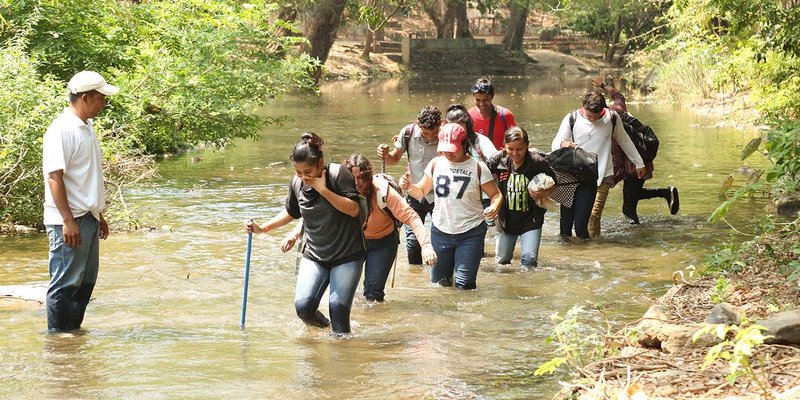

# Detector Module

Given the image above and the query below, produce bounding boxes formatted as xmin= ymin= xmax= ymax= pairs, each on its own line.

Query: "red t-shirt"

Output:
xmin=468 ymin=105 xmax=517 ymax=150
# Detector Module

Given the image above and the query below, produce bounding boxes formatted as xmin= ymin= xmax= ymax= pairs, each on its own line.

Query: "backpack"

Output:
xmin=401 ymin=123 xmax=415 ymax=159
xmin=620 ymin=113 xmax=659 ymax=164
xmin=291 ymin=163 xmax=369 ymax=230
xmin=487 ymin=106 xmax=509 ymax=144
xmin=374 ymin=173 xmax=404 ymax=229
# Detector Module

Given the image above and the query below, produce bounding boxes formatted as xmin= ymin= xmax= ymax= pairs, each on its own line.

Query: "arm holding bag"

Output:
xmin=546 ymin=147 xmax=598 ymax=184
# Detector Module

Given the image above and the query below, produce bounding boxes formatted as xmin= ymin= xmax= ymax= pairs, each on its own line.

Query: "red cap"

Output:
xmin=437 ymin=123 xmax=467 ymax=153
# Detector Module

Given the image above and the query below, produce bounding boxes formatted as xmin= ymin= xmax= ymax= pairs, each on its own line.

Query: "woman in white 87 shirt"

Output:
xmin=400 ymin=123 xmax=502 ymax=290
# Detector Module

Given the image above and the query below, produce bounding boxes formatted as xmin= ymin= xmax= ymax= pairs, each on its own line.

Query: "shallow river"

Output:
xmin=0 ymin=77 xmax=766 ymax=399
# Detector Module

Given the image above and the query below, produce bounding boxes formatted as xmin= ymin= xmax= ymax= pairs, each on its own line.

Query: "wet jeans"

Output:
xmin=495 ymin=228 xmax=542 ymax=267
xmin=294 ymin=256 xmax=363 ymax=334
xmin=46 ymin=213 xmax=99 ymax=332
xmin=404 ymin=196 xmax=434 ymax=265
xmin=560 ymin=180 xmax=598 ymax=239
xmin=430 ymin=223 xmax=487 ymax=290
xmin=363 ymin=230 xmax=399 ymax=302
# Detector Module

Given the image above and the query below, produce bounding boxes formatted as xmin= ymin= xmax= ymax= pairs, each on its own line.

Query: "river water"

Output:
xmin=0 ymin=77 xmax=766 ymax=399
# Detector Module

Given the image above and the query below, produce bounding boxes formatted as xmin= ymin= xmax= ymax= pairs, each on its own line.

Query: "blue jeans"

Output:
xmin=45 ymin=213 xmax=100 ymax=332
xmin=294 ymin=257 xmax=363 ymax=334
xmin=364 ymin=230 xmax=399 ymax=302
xmin=430 ymin=223 xmax=487 ymax=290
xmin=495 ymin=228 xmax=542 ymax=267
xmin=560 ymin=180 xmax=598 ymax=239
xmin=404 ymin=196 xmax=434 ymax=264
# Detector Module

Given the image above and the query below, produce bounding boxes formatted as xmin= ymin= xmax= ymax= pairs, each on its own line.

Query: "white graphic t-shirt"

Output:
xmin=425 ymin=156 xmax=493 ymax=235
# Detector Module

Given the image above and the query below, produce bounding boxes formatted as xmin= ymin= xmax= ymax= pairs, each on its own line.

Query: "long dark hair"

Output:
xmin=290 ymin=132 xmax=325 ymax=165
xmin=343 ymin=154 xmax=373 ymax=229
xmin=445 ymin=104 xmax=475 ymax=156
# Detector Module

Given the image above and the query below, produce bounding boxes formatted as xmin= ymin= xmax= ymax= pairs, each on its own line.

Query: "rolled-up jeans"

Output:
xmin=588 ymin=177 xmax=614 ymax=238
xmin=495 ymin=228 xmax=542 ymax=267
xmin=294 ymin=256 xmax=363 ymax=334
xmin=364 ymin=230 xmax=399 ymax=302
xmin=430 ymin=223 xmax=487 ymax=290
xmin=46 ymin=213 xmax=99 ymax=332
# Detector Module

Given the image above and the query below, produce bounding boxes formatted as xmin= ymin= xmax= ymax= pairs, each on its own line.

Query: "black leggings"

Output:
xmin=622 ymin=177 xmax=670 ymax=223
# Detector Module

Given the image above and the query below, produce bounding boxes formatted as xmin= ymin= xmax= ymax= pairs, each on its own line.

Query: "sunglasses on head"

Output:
xmin=471 ymin=82 xmax=493 ymax=94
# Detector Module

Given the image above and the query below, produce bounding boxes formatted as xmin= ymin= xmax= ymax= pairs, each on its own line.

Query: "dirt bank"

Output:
xmin=323 ymin=41 xmax=608 ymax=80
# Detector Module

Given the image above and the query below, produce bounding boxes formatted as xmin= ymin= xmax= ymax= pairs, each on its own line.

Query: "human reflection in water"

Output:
xmin=43 ymin=331 xmax=102 ymax=398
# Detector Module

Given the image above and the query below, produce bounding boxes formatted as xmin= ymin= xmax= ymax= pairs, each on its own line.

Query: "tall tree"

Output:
xmin=503 ymin=0 xmax=530 ymax=51
xmin=303 ymin=0 xmax=348 ymax=81
xmin=359 ymin=0 xmax=406 ymax=59
xmin=450 ymin=0 xmax=472 ymax=38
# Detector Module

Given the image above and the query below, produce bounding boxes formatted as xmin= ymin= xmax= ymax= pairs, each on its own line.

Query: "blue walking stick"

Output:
xmin=240 ymin=219 xmax=254 ymax=329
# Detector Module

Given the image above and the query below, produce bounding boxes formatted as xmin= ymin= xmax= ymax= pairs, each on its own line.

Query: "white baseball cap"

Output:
xmin=67 ymin=71 xmax=119 ymax=96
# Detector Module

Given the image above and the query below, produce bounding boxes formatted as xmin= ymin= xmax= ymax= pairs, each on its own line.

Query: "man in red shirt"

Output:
xmin=468 ymin=78 xmax=517 ymax=150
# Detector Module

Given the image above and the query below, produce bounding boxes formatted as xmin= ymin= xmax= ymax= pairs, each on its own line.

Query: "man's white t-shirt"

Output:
xmin=425 ymin=156 xmax=493 ymax=235
xmin=42 ymin=109 xmax=105 ymax=225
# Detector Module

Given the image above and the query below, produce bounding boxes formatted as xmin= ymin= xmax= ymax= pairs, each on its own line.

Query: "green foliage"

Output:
xmin=704 ymin=218 xmax=800 ymax=284
xmin=693 ymin=322 xmax=771 ymax=390
xmin=0 ymin=0 xmax=137 ymax=82
xmin=0 ymin=0 xmax=318 ymax=226
xmin=534 ymin=305 xmax=606 ymax=376
xmin=704 ymin=240 xmax=746 ymax=275
xmin=0 ymin=37 xmax=64 ymax=225
xmin=710 ymin=275 xmax=732 ymax=304
xmin=763 ymin=118 xmax=800 ymax=194
xmin=639 ymin=0 xmax=800 ymax=119
xmin=709 ymin=117 xmax=799 ymax=222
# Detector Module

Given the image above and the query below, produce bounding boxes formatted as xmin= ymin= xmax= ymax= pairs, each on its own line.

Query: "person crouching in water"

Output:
xmin=344 ymin=154 xmax=437 ymax=302
xmin=400 ymin=123 xmax=502 ymax=289
xmin=246 ymin=133 xmax=365 ymax=334
xmin=485 ymin=127 xmax=557 ymax=269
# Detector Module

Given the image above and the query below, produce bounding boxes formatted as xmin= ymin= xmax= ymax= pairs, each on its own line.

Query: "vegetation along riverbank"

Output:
xmin=1 ymin=0 xmax=799 ymax=398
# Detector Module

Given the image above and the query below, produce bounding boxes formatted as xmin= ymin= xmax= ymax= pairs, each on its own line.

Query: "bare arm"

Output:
xmin=247 ymin=209 xmax=296 ymax=234
xmin=47 ymin=170 xmax=80 ymax=248
xmin=401 ymin=173 xmax=432 ymax=202
xmin=481 ymin=180 xmax=503 ymax=220
xmin=377 ymin=143 xmax=403 ymax=166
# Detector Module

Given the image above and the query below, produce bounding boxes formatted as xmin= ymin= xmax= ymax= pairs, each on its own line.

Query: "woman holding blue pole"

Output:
xmin=246 ymin=132 xmax=365 ymax=334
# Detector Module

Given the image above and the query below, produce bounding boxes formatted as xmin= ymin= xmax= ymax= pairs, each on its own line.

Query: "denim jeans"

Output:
xmin=363 ymin=230 xmax=399 ymax=302
xmin=294 ymin=256 xmax=363 ymax=334
xmin=45 ymin=213 xmax=99 ymax=332
xmin=404 ymin=196 xmax=434 ymax=265
xmin=495 ymin=228 xmax=542 ymax=267
xmin=430 ymin=223 xmax=487 ymax=290
xmin=560 ymin=180 xmax=598 ymax=239
xmin=588 ymin=177 xmax=613 ymax=238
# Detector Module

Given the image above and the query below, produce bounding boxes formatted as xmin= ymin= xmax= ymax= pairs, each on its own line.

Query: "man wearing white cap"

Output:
xmin=42 ymin=70 xmax=119 ymax=332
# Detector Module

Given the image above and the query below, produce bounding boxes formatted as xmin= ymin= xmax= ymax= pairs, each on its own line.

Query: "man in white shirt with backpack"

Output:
xmin=551 ymin=92 xmax=645 ymax=239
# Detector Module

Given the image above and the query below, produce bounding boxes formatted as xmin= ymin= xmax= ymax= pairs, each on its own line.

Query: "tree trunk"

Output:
xmin=268 ymin=4 xmax=298 ymax=57
xmin=303 ymin=0 xmax=348 ymax=82
xmin=421 ymin=0 xmax=447 ymax=38
xmin=604 ymin=13 xmax=622 ymax=64
xmin=362 ymin=30 xmax=374 ymax=60
xmin=452 ymin=0 xmax=472 ymax=38
xmin=503 ymin=0 xmax=529 ymax=51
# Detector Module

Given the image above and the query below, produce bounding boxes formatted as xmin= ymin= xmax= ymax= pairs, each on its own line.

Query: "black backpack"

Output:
xmin=620 ymin=113 xmax=659 ymax=164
